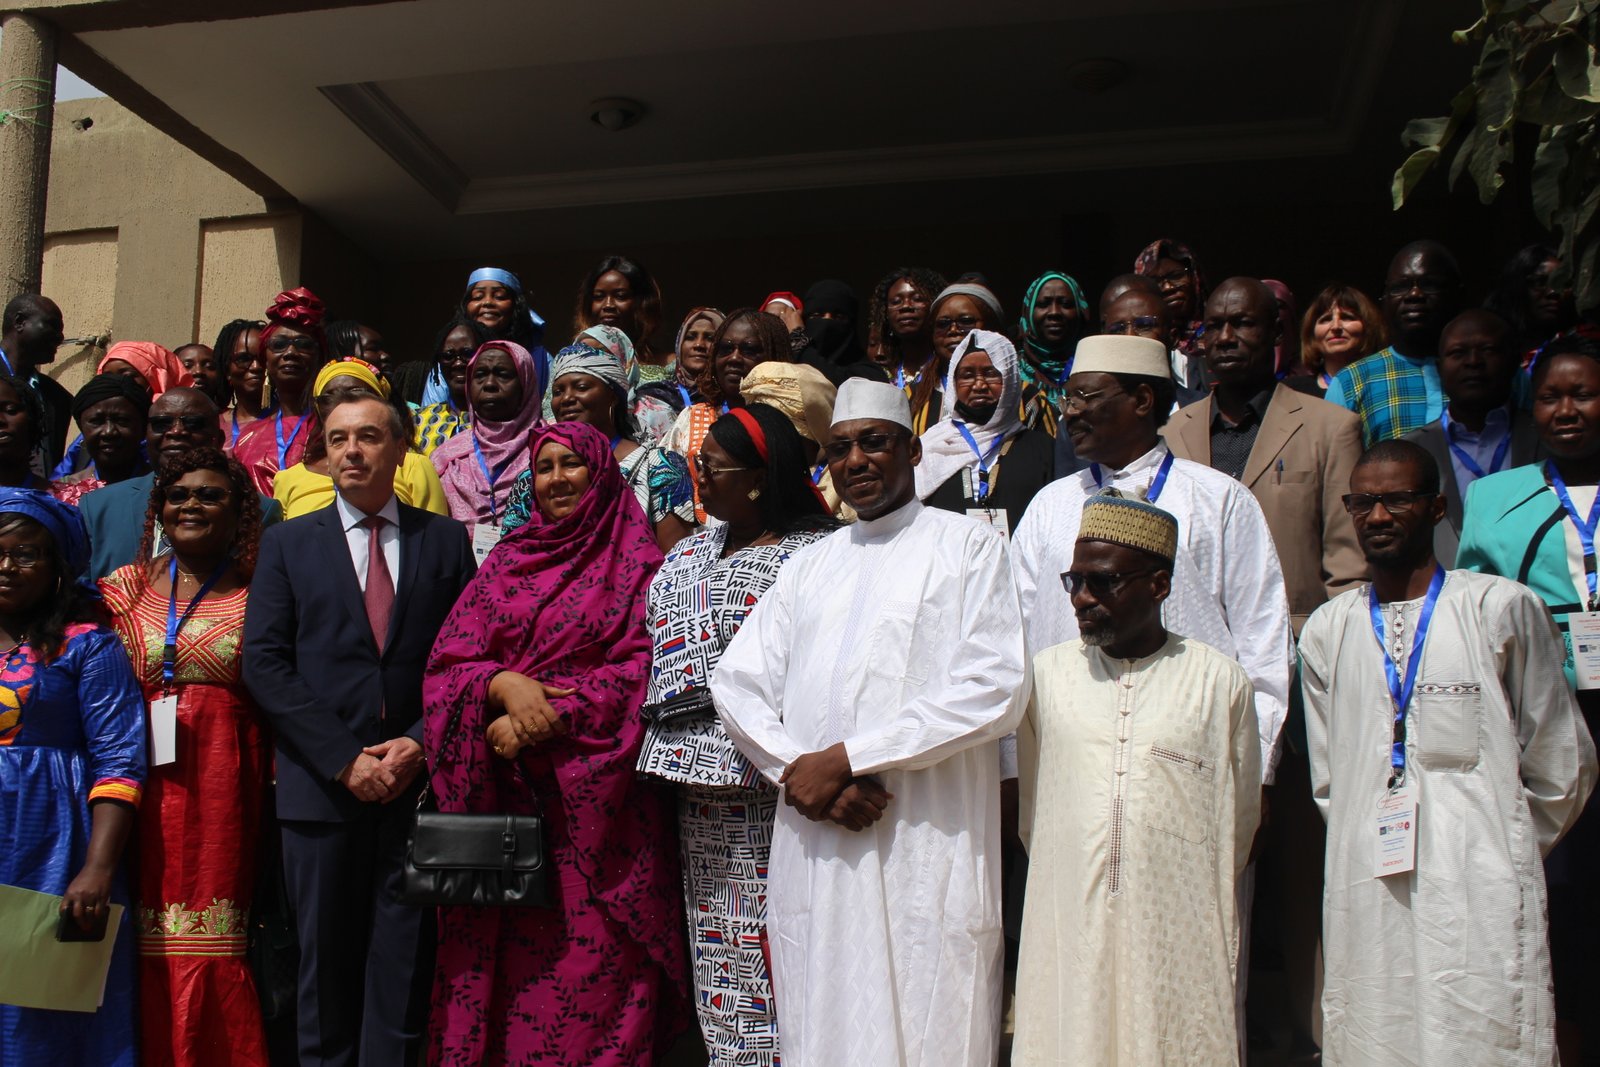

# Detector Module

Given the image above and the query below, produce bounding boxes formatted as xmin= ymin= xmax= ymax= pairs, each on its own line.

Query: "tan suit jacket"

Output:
xmin=1165 ymin=382 xmax=1366 ymax=635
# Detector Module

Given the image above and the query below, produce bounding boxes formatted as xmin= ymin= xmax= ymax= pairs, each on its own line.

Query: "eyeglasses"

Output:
xmin=1383 ymin=277 xmax=1454 ymax=298
xmin=714 ymin=341 xmax=765 ymax=358
xmin=1061 ymin=386 xmax=1126 ymax=412
xmin=822 ymin=431 xmax=909 ymax=461
xmin=693 ymin=455 xmax=757 ymax=478
xmin=438 ymin=346 xmax=476 ymax=366
xmin=149 ymin=414 xmax=213 ymax=434
xmin=164 ymin=485 xmax=232 ymax=506
xmin=1341 ymin=491 xmax=1435 ymax=516
xmin=1060 ymin=569 xmax=1154 ymax=597
xmin=1105 ymin=316 xmax=1163 ymax=336
xmin=266 ymin=335 xmax=319 ymax=355
xmin=953 ymin=367 xmax=1004 ymax=385
xmin=0 ymin=546 xmax=45 ymax=569
xmin=934 ymin=315 xmax=980 ymax=333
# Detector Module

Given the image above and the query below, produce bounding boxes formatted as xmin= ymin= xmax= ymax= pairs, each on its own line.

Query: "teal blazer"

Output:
xmin=1458 ymin=461 xmax=1581 ymax=685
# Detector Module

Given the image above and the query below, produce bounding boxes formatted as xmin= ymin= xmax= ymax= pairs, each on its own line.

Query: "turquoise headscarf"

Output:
xmin=1016 ymin=271 xmax=1089 ymax=386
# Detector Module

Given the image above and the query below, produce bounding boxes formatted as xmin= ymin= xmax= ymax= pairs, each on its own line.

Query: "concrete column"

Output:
xmin=0 ymin=14 xmax=56 ymax=295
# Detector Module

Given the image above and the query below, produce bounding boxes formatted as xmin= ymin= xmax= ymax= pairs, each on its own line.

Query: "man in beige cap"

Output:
xmin=1011 ymin=333 xmax=1291 ymax=783
xmin=1015 ymin=494 xmax=1261 ymax=1065
xmin=713 ymin=377 xmax=1029 ymax=1067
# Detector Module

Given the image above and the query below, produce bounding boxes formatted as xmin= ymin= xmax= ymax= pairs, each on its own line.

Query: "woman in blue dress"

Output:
xmin=0 ymin=488 xmax=145 ymax=1065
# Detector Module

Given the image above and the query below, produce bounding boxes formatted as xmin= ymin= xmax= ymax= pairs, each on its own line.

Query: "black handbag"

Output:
xmin=640 ymin=687 xmax=716 ymax=725
xmin=401 ymin=699 xmax=552 ymax=909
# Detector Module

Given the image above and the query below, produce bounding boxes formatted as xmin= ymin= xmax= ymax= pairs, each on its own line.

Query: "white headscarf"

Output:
xmin=914 ymin=329 xmax=1024 ymax=499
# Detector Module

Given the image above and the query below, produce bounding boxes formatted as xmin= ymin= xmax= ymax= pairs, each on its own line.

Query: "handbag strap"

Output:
xmin=419 ymin=675 xmax=546 ymax=819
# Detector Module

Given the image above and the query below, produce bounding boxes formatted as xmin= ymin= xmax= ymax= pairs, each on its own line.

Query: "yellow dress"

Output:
xmin=271 ymin=451 xmax=449 ymax=519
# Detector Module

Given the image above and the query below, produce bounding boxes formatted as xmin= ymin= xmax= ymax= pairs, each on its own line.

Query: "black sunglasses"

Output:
xmin=163 ymin=485 xmax=232 ymax=506
xmin=1060 ymin=569 xmax=1154 ymax=597
xmin=149 ymin=415 xmax=213 ymax=434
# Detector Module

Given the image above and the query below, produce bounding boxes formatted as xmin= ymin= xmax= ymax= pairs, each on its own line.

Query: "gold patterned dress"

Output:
xmin=100 ymin=565 xmax=270 ymax=1067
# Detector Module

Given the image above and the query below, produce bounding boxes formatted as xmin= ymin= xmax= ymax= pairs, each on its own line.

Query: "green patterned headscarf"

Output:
xmin=1016 ymin=271 xmax=1089 ymax=384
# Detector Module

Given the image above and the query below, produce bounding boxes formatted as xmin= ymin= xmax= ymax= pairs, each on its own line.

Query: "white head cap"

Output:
xmin=1071 ymin=335 xmax=1172 ymax=380
xmin=832 ymin=377 xmax=913 ymax=431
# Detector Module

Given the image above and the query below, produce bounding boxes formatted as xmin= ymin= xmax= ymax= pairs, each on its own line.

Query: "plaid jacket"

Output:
xmin=1324 ymin=346 xmax=1442 ymax=447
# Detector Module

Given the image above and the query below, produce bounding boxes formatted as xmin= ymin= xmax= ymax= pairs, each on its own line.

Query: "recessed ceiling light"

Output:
xmin=590 ymin=97 xmax=646 ymax=132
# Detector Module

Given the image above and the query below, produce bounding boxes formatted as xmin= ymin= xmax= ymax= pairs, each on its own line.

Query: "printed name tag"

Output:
xmin=150 ymin=694 xmax=178 ymax=767
xmin=1373 ymin=783 xmax=1417 ymax=878
xmin=471 ymin=523 xmax=502 ymax=567
xmin=966 ymin=508 xmax=1010 ymax=541
xmin=1568 ymin=611 xmax=1600 ymax=690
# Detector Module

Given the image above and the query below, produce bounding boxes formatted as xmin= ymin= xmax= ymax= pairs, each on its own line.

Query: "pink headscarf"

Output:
xmin=423 ymin=421 xmax=683 ymax=1037
xmin=97 ymin=341 xmax=193 ymax=398
xmin=430 ymin=339 xmax=542 ymax=525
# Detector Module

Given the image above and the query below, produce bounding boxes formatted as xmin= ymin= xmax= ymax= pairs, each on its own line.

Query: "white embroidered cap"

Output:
xmin=832 ymin=378 xmax=913 ymax=431
xmin=1071 ymin=334 xmax=1172 ymax=380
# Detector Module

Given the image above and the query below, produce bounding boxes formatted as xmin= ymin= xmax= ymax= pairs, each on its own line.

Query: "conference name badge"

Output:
xmin=149 ymin=694 xmax=178 ymax=767
xmin=471 ymin=523 xmax=502 ymax=567
xmin=1373 ymin=782 xmax=1417 ymax=878
xmin=1567 ymin=611 xmax=1600 ymax=690
xmin=966 ymin=508 xmax=1009 ymax=541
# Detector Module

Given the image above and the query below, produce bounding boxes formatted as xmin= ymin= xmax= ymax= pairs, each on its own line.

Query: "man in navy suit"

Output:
xmin=244 ymin=393 xmax=475 ymax=1067
xmin=80 ymin=386 xmax=282 ymax=579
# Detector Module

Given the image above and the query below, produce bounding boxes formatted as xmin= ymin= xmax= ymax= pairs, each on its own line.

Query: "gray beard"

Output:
xmin=1079 ymin=621 xmax=1116 ymax=647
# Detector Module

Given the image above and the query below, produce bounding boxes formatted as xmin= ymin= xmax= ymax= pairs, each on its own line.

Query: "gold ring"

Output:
xmin=493 ymin=744 xmax=504 ymax=755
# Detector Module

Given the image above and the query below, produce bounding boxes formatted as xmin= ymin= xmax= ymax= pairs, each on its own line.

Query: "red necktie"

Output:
xmin=363 ymin=516 xmax=394 ymax=653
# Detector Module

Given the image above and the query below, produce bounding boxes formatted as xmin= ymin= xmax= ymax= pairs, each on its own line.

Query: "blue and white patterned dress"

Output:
xmin=638 ymin=523 xmax=829 ymax=1067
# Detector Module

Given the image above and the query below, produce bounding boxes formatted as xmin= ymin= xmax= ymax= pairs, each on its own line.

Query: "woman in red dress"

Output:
xmin=99 ymin=446 xmax=269 ymax=1067
xmin=232 ymin=287 xmax=329 ymax=494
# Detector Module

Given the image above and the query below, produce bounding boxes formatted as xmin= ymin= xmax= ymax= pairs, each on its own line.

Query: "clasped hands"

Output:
xmin=780 ymin=742 xmax=892 ymax=832
xmin=484 ymin=671 xmax=573 ymax=760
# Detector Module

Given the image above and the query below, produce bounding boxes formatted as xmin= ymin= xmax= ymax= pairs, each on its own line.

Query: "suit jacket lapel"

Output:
xmin=384 ymin=507 xmax=425 ymax=657
xmin=1174 ymin=399 xmax=1213 ymax=467
xmin=1242 ymin=385 xmax=1301 ymax=488
xmin=321 ymin=506 xmax=379 ymax=656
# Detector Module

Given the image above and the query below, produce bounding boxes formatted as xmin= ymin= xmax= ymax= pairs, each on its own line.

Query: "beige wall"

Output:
xmin=39 ymin=95 xmax=303 ymax=392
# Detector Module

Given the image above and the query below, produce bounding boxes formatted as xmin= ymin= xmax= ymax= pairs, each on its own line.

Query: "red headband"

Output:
xmin=731 ymin=407 xmax=769 ymax=462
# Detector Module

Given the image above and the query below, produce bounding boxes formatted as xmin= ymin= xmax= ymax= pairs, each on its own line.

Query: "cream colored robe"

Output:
xmin=1015 ymin=634 xmax=1260 ymax=1066
xmin=1301 ymin=570 xmax=1596 ymax=1067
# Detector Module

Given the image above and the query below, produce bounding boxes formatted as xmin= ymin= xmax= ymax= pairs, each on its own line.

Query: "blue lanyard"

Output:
xmin=1367 ymin=566 xmax=1444 ymax=787
xmin=811 ymin=460 xmax=827 ymax=486
xmin=0 ymin=348 xmax=12 ymax=376
xmin=675 ymin=384 xmax=694 ymax=410
xmin=229 ymin=410 xmax=241 ymax=449
xmin=274 ymin=409 xmax=308 ymax=469
xmin=1548 ymin=460 xmax=1600 ymax=607
xmin=719 ymin=402 xmax=730 ymax=415
xmin=1441 ymin=410 xmax=1510 ymax=483
xmin=163 ymin=558 xmax=227 ymax=691
xmin=471 ymin=436 xmax=511 ymax=520
xmin=954 ymin=421 xmax=1006 ymax=503
xmin=1091 ymin=449 xmax=1175 ymax=503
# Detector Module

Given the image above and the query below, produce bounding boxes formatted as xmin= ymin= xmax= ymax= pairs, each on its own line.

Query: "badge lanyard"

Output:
xmin=1441 ymin=410 xmax=1510 ymax=482
xmin=1091 ymin=449 xmax=1175 ymax=503
xmin=471 ymin=436 xmax=512 ymax=522
xmin=164 ymin=558 xmax=227 ymax=691
xmin=274 ymin=409 xmax=308 ymax=470
xmin=1367 ymin=566 xmax=1444 ymax=788
xmin=954 ymin=422 xmax=1006 ymax=504
xmin=1548 ymin=460 xmax=1600 ymax=610
xmin=229 ymin=410 xmax=241 ymax=450
xmin=676 ymin=384 xmax=694 ymax=410
xmin=811 ymin=460 xmax=827 ymax=487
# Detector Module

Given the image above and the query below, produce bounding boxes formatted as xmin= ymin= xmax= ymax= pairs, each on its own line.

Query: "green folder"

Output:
xmin=0 ymin=883 xmax=124 ymax=1013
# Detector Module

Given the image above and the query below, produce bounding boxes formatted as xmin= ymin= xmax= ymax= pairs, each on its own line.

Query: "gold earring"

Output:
xmin=747 ymin=487 xmax=761 ymax=500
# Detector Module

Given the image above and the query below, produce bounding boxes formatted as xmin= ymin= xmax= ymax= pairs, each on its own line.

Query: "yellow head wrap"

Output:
xmin=313 ymin=357 xmax=389 ymax=399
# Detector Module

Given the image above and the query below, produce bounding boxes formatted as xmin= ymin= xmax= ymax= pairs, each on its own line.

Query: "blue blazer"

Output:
xmin=80 ymin=472 xmax=283 ymax=581
xmin=242 ymin=501 xmax=475 ymax=822
xmin=1458 ymin=461 xmax=1580 ymax=684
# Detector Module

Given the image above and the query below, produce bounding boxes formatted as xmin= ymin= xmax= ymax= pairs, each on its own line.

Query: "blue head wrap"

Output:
xmin=464 ymin=268 xmax=546 ymax=332
xmin=0 ymin=487 xmax=92 ymax=581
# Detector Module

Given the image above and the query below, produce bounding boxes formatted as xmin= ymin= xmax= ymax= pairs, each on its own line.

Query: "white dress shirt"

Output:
xmin=335 ymin=492 xmax=401 ymax=595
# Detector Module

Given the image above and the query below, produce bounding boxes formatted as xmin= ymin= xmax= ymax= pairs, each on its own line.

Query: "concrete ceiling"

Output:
xmin=58 ymin=0 xmax=1478 ymax=259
